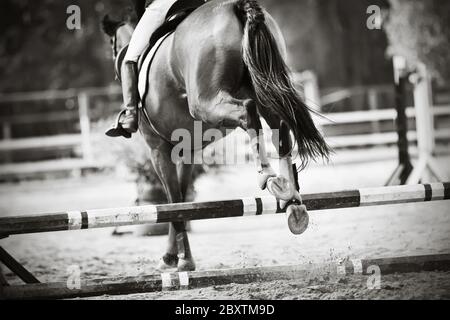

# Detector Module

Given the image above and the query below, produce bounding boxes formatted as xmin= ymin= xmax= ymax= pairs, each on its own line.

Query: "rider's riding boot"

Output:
xmin=105 ymin=61 xmax=139 ymax=138
xmin=120 ymin=61 xmax=139 ymax=132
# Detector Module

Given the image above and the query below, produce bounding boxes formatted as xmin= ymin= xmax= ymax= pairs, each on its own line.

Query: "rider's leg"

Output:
xmin=124 ymin=2 xmax=170 ymax=62
xmin=117 ymin=2 xmax=175 ymax=134
xmin=119 ymin=61 xmax=139 ymax=133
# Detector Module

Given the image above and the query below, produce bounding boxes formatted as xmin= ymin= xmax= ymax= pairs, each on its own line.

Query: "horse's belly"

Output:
xmin=148 ymin=105 xmax=230 ymax=149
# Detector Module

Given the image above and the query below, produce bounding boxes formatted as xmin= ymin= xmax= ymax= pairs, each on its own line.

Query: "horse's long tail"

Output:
xmin=235 ymin=0 xmax=331 ymax=168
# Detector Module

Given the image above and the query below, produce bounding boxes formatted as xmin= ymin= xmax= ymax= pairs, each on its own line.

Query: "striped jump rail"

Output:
xmin=2 ymin=253 xmax=449 ymax=299
xmin=0 ymin=182 xmax=449 ymax=237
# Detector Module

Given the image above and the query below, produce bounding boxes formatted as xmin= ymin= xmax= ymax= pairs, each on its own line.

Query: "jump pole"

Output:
xmin=0 ymin=182 xmax=449 ymax=237
xmin=2 ymin=253 xmax=449 ymax=300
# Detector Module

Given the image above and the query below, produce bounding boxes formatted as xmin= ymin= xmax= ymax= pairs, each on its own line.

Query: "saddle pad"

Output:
xmin=138 ymin=32 xmax=173 ymax=101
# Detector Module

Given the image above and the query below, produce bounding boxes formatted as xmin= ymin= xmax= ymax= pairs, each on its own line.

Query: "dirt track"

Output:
xmin=1 ymin=157 xmax=450 ymax=299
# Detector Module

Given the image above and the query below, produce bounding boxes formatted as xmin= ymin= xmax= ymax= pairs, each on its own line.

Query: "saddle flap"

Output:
xmin=115 ymin=0 xmax=207 ymax=103
xmin=113 ymin=44 xmax=147 ymax=84
xmin=138 ymin=33 xmax=173 ymax=100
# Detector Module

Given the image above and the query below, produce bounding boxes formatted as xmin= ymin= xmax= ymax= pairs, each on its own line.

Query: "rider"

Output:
xmin=113 ymin=0 xmax=177 ymax=136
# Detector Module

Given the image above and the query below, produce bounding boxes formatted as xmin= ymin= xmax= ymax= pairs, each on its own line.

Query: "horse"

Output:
xmin=102 ymin=0 xmax=330 ymax=272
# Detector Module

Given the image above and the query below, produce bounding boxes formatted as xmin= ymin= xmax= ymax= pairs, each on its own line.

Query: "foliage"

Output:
xmin=383 ymin=0 xmax=450 ymax=83
xmin=91 ymin=117 xmax=205 ymax=194
xmin=262 ymin=0 xmax=391 ymax=87
xmin=0 ymin=0 xmax=394 ymax=94
xmin=0 ymin=0 xmax=134 ymax=92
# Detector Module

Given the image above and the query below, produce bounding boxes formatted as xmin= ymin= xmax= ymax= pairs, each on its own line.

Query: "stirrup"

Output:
xmin=105 ymin=109 xmax=132 ymax=139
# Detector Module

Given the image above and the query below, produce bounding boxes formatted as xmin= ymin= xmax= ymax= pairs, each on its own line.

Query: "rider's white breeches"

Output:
xmin=124 ymin=0 xmax=177 ymax=62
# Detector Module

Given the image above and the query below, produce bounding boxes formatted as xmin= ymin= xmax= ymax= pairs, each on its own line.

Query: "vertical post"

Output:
xmin=406 ymin=63 xmax=436 ymax=183
xmin=406 ymin=63 xmax=447 ymax=183
xmin=386 ymin=56 xmax=413 ymax=186
xmin=412 ymin=63 xmax=435 ymax=157
xmin=299 ymin=71 xmax=323 ymax=144
xmin=2 ymin=121 xmax=12 ymax=164
xmin=2 ymin=122 xmax=11 ymax=140
xmin=0 ymin=263 xmax=8 ymax=286
xmin=368 ymin=88 xmax=380 ymax=133
xmin=394 ymin=75 xmax=412 ymax=184
xmin=301 ymin=71 xmax=321 ymax=111
xmin=78 ymin=92 xmax=93 ymax=162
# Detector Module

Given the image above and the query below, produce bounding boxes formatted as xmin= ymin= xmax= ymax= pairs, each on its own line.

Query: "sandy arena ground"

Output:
xmin=1 ymin=154 xmax=450 ymax=299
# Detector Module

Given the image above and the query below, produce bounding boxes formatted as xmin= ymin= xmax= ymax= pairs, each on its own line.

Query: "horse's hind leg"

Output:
xmin=148 ymin=140 xmax=195 ymax=272
xmin=246 ymin=100 xmax=278 ymax=190
xmin=193 ymin=91 xmax=250 ymax=128
xmin=177 ymin=161 xmax=194 ymax=202
xmin=260 ymin=111 xmax=309 ymax=234
xmin=194 ymin=92 xmax=276 ymax=189
xmin=174 ymin=161 xmax=195 ymax=271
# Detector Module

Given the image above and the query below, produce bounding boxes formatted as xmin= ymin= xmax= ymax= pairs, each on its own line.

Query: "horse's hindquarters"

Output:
xmin=141 ymin=0 xmax=252 ymax=149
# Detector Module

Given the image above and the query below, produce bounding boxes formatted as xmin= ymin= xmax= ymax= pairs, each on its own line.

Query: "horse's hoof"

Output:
xmin=267 ymin=176 xmax=295 ymax=201
xmin=177 ymin=258 xmax=196 ymax=272
xmin=156 ymin=253 xmax=178 ymax=271
xmin=286 ymin=204 xmax=309 ymax=235
xmin=257 ymin=171 xmax=277 ymax=190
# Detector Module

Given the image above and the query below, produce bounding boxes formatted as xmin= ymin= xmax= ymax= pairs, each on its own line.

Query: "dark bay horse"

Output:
xmin=103 ymin=0 xmax=330 ymax=271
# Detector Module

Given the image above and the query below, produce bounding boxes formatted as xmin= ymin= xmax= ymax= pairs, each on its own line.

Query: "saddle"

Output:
xmin=115 ymin=0 xmax=206 ymax=84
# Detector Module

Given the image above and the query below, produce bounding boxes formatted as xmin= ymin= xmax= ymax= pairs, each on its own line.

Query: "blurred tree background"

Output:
xmin=383 ymin=0 xmax=450 ymax=84
xmin=0 ymin=0 xmax=448 ymax=94
xmin=264 ymin=0 xmax=391 ymax=87
xmin=0 ymin=0 xmax=134 ymax=93
xmin=0 ymin=0 xmax=448 ymax=182
xmin=0 ymin=0 xmax=392 ymax=94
